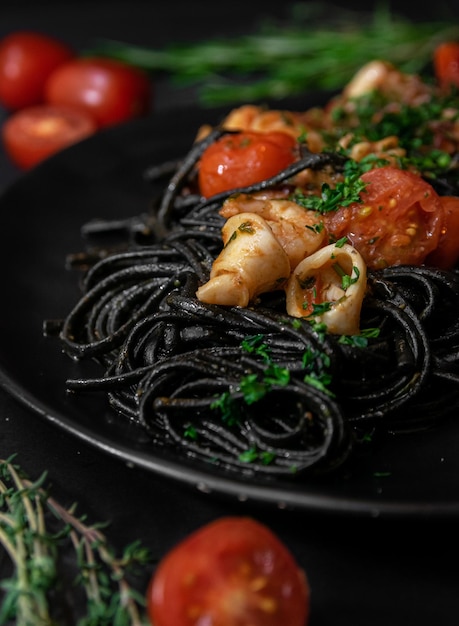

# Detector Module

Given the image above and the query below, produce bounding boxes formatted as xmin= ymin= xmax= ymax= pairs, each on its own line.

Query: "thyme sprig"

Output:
xmin=0 ymin=457 xmax=151 ymax=626
xmin=86 ymin=4 xmax=459 ymax=105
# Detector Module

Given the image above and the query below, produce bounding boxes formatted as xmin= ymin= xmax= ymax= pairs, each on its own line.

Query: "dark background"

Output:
xmin=1 ymin=2 xmax=459 ymax=624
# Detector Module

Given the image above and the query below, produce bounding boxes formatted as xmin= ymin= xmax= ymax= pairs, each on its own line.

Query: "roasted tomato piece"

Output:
xmin=426 ymin=195 xmax=459 ymax=269
xmin=434 ymin=41 xmax=459 ymax=89
xmin=325 ymin=166 xmax=445 ymax=269
xmin=198 ymin=130 xmax=297 ymax=198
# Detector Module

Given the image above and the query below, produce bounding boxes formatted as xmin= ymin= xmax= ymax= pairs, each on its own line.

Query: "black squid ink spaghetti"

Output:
xmin=44 ymin=57 xmax=459 ymax=480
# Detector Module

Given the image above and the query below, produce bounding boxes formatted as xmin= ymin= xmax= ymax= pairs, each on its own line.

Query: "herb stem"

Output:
xmin=45 ymin=492 xmax=148 ymax=625
xmin=0 ymin=458 xmax=151 ymax=625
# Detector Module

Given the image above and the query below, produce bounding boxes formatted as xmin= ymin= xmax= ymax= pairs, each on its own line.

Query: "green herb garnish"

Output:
xmin=240 ymin=334 xmax=271 ymax=362
xmin=212 ymin=334 xmax=290 ymax=419
xmin=291 ymin=167 xmax=367 ymax=214
xmin=338 ymin=327 xmax=381 ymax=347
xmin=238 ymin=447 xmax=276 ymax=465
xmin=302 ymin=348 xmax=334 ymax=396
xmin=86 ymin=4 xmax=459 ymax=105
xmin=0 ymin=457 xmax=150 ymax=626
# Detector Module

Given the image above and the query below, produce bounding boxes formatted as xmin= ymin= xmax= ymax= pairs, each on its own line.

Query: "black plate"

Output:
xmin=1 ymin=102 xmax=459 ymax=518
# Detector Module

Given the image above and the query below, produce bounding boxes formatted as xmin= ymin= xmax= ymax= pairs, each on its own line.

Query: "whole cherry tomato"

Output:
xmin=0 ymin=31 xmax=74 ymax=110
xmin=433 ymin=42 xmax=459 ymax=89
xmin=147 ymin=516 xmax=310 ymax=626
xmin=325 ymin=166 xmax=445 ymax=269
xmin=44 ymin=57 xmax=151 ymax=128
xmin=198 ymin=130 xmax=297 ymax=198
xmin=2 ymin=104 xmax=97 ymax=169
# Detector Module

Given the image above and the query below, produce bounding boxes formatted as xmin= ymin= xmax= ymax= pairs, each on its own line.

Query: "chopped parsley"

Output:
xmin=238 ymin=447 xmax=276 ymax=465
xmin=338 ymin=327 xmax=381 ymax=347
xmin=330 ymin=89 xmax=459 ymax=178
xmin=291 ymin=164 xmax=367 ymax=214
xmin=302 ymin=347 xmax=334 ymax=396
xmin=333 ymin=261 xmax=360 ymax=290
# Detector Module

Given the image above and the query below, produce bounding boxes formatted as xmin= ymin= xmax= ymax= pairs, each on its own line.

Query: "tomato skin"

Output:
xmin=433 ymin=42 xmax=459 ymax=89
xmin=426 ymin=195 xmax=459 ymax=269
xmin=2 ymin=104 xmax=97 ymax=169
xmin=0 ymin=31 xmax=74 ymax=110
xmin=325 ymin=166 xmax=444 ymax=269
xmin=198 ymin=131 xmax=297 ymax=198
xmin=44 ymin=57 xmax=151 ymax=128
xmin=147 ymin=516 xmax=310 ymax=626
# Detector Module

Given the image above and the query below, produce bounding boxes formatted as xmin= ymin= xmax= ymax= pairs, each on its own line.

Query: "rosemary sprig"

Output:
xmin=86 ymin=3 xmax=459 ymax=105
xmin=0 ymin=457 xmax=151 ymax=626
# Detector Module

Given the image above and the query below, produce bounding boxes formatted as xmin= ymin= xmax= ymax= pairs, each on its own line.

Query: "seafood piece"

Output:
xmin=221 ymin=195 xmax=326 ymax=270
xmin=338 ymin=134 xmax=406 ymax=165
xmin=285 ymin=243 xmax=367 ymax=335
xmin=343 ymin=60 xmax=432 ymax=105
xmin=196 ymin=212 xmax=290 ymax=307
xmin=195 ymin=104 xmax=326 ymax=151
xmin=221 ymin=104 xmax=309 ymax=140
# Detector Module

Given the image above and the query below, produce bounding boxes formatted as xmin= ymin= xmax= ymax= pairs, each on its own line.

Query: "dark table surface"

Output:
xmin=1 ymin=2 xmax=459 ymax=624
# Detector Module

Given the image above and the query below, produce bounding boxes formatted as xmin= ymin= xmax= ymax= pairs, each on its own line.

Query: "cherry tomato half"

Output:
xmin=325 ymin=166 xmax=444 ymax=269
xmin=147 ymin=516 xmax=310 ymax=626
xmin=198 ymin=130 xmax=297 ymax=198
xmin=44 ymin=57 xmax=151 ymax=128
xmin=0 ymin=31 xmax=74 ymax=110
xmin=426 ymin=195 xmax=459 ymax=269
xmin=433 ymin=41 xmax=459 ymax=90
xmin=2 ymin=104 xmax=97 ymax=169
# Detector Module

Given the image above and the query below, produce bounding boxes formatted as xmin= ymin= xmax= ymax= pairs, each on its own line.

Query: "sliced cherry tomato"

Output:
xmin=433 ymin=42 xmax=459 ymax=89
xmin=198 ymin=131 xmax=297 ymax=198
xmin=426 ymin=195 xmax=459 ymax=269
xmin=44 ymin=57 xmax=151 ymax=128
xmin=147 ymin=516 xmax=310 ymax=626
xmin=0 ymin=31 xmax=74 ymax=110
xmin=325 ymin=166 xmax=444 ymax=269
xmin=2 ymin=104 xmax=97 ymax=169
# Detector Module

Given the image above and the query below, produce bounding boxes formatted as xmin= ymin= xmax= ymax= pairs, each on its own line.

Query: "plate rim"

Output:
xmin=3 ymin=368 xmax=459 ymax=519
